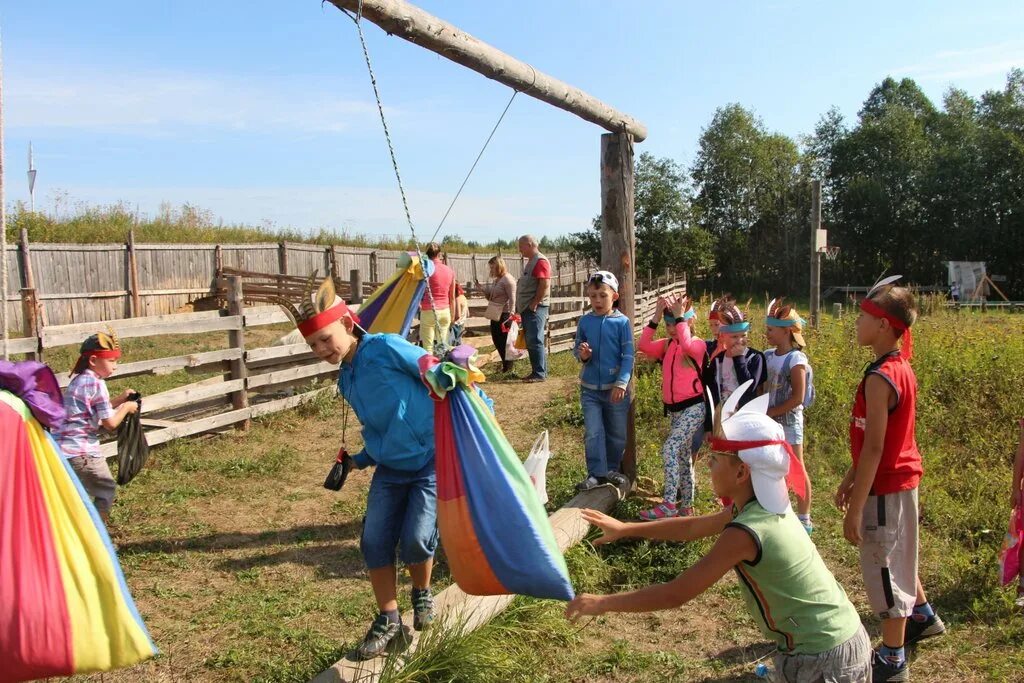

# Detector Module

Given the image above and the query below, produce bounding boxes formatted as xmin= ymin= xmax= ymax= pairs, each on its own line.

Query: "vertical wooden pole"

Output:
xmin=278 ymin=241 xmax=288 ymax=275
xmin=471 ymin=253 xmax=478 ymax=284
xmin=127 ymin=229 xmax=142 ymax=317
xmin=809 ymin=180 xmax=822 ymax=329
xmin=350 ymin=269 xmax=364 ymax=305
xmin=214 ymin=244 xmax=224 ymax=275
xmin=20 ymin=288 xmax=39 ymax=361
xmin=600 ymin=131 xmax=637 ymax=483
xmin=329 ymin=245 xmax=339 ymax=280
xmin=369 ymin=250 xmax=379 ymax=283
xmin=226 ymin=275 xmax=250 ymax=431
xmin=18 ymin=228 xmax=33 ymax=290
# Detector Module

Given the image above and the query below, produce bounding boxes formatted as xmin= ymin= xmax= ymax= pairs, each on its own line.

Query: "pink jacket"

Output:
xmin=638 ymin=321 xmax=707 ymax=407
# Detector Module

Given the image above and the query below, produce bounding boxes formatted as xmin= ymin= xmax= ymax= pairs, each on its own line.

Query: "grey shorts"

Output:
xmin=68 ymin=456 xmax=117 ymax=514
xmin=773 ymin=625 xmax=871 ymax=683
xmin=860 ymin=488 xmax=919 ymax=619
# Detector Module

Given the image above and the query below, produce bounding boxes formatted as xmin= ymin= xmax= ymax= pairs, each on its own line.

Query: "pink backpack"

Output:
xmin=1000 ymin=504 xmax=1024 ymax=586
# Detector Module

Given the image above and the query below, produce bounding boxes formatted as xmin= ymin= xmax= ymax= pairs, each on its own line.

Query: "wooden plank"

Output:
xmin=2 ymin=336 xmax=41 ymax=355
xmin=139 ymin=287 xmax=216 ymax=297
xmin=140 ymin=418 xmax=181 ymax=428
xmin=55 ymin=348 xmax=241 ymax=387
xmin=245 ymin=342 xmax=313 ymax=364
xmin=247 ymin=361 xmax=338 ymax=389
xmin=226 ymin=276 xmax=250 ymax=430
xmin=325 ymin=0 xmax=647 ymax=141
xmin=43 ymin=315 xmax=242 ymax=348
xmin=249 ymin=386 xmax=336 ymax=418
xmin=141 ymin=379 xmax=245 ymax=413
xmin=243 ymin=306 xmax=293 ymax=327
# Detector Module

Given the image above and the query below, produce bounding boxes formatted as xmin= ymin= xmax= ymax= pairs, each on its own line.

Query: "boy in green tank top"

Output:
xmin=567 ymin=381 xmax=870 ymax=682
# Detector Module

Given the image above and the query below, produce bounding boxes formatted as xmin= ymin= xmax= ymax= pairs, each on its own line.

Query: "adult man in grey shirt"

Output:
xmin=515 ymin=235 xmax=551 ymax=382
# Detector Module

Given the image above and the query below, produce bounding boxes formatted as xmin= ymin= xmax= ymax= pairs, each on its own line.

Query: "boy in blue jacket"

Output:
xmin=573 ymin=271 xmax=635 ymax=491
xmin=285 ymin=277 xmax=438 ymax=661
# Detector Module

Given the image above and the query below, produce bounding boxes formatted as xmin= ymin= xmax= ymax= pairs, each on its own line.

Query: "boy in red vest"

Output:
xmin=835 ymin=278 xmax=944 ymax=682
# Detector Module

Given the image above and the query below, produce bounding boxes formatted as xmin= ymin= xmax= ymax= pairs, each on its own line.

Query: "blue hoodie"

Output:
xmin=338 ymin=333 xmax=434 ymax=471
xmin=573 ymin=310 xmax=635 ymax=390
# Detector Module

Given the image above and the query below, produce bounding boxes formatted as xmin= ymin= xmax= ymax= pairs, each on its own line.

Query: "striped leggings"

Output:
xmin=661 ymin=403 xmax=706 ymax=508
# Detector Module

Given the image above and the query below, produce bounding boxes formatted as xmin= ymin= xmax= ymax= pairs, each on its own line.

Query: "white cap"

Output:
xmin=588 ymin=270 xmax=619 ymax=293
xmin=714 ymin=380 xmax=794 ymax=515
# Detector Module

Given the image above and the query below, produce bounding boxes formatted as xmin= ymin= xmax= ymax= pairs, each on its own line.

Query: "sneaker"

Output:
xmin=904 ymin=612 xmax=946 ymax=646
xmin=350 ymin=614 xmax=409 ymax=661
xmin=678 ymin=506 xmax=695 ymax=517
xmin=872 ymin=651 xmax=909 ymax=682
xmin=638 ymin=502 xmax=678 ymax=521
xmin=412 ymin=590 xmax=434 ymax=631
xmin=606 ymin=471 xmax=629 ymax=488
xmin=575 ymin=475 xmax=607 ymax=491
xmin=522 ymin=374 xmax=546 ymax=383
xmin=1016 ymin=587 xmax=1024 ymax=609
xmin=802 ymin=521 xmax=814 ymax=535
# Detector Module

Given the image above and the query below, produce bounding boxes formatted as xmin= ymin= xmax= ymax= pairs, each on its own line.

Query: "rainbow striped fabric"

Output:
xmin=421 ymin=350 xmax=574 ymax=601
xmin=356 ymin=252 xmax=430 ymax=335
xmin=1 ymin=389 xmax=156 ymax=682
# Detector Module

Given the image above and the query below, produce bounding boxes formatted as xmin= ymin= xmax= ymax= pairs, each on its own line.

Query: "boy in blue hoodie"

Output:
xmin=573 ymin=271 xmax=635 ymax=491
xmin=288 ymin=278 xmax=437 ymax=661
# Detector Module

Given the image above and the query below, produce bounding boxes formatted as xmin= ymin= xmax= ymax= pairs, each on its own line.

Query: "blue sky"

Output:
xmin=3 ymin=1 xmax=1022 ymax=242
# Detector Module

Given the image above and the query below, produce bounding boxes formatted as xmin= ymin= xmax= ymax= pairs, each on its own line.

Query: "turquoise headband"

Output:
xmin=765 ymin=316 xmax=805 ymax=328
xmin=664 ymin=309 xmax=696 ymax=325
xmin=719 ymin=322 xmax=750 ymax=333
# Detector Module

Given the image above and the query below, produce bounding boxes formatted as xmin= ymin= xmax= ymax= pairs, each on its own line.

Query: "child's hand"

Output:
xmin=120 ymin=389 xmax=136 ymax=401
xmin=610 ymin=387 xmax=626 ymax=403
xmin=725 ymin=338 xmax=747 ymax=358
xmin=578 ymin=342 xmax=592 ymax=361
xmin=655 ymin=297 xmax=667 ymax=316
xmin=124 ymin=401 xmax=139 ymax=415
xmin=580 ymin=508 xmax=627 ymax=545
xmin=565 ymin=593 xmax=606 ymax=622
xmin=671 ymin=296 xmax=687 ymax=318
xmin=842 ymin=505 xmax=862 ymax=546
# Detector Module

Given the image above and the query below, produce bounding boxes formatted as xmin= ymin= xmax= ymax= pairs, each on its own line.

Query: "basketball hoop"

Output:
xmin=823 ymin=246 xmax=840 ymax=262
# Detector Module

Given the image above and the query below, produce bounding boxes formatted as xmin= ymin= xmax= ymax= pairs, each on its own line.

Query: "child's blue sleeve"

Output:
xmin=386 ymin=335 xmax=429 ymax=379
xmin=573 ymin=316 xmax=587 ymax=361
xmin=615 ymin=317 xmax=634 ymax=388
xmin=351 ymin=449 xmax=376 ymax=468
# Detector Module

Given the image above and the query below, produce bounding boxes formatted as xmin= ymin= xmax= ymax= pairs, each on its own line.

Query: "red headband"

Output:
xmin=297 ymin=302 xmax=360 ymax=337
xmin=859 ymin=299 xmax=913 ymax=360
xmin=83 ymin=349 xmax=121 ymax=360
xmin=296 ymin=303 xmax=360 ymax=337
xmin=709 ymin=436 xmax=807 ymax=500
xmin=708 ymin=311 xmax=722 ymax=321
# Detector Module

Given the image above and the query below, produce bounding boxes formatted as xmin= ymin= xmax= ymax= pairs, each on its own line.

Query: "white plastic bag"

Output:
xmin=505 ymin=319 xmax=528 ymax=361
xmin=522 ymin=430 xmax=551 ymax=504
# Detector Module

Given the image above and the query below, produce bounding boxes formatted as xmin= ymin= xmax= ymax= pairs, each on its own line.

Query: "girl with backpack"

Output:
xmin=636 ymin=293 xmax=707 ymax=519
xmin=764 ymin=298 xmax=815 ymax=533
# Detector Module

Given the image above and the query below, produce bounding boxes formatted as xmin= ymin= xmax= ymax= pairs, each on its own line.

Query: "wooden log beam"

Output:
xmin=326 ymin=0 xmax=647 ymax=141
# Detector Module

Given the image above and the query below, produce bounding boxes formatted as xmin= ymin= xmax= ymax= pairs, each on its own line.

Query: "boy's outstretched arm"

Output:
xmin=581 ymin=507 xmax=731 ymax=545
xmin=566 ymin=527 xmax=756 ymax=620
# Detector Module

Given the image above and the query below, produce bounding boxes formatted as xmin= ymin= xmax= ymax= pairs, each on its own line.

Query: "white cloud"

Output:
xmin=5 ymin=66 xmax=391 ymax=135
xmin=892 ymin=41 xmax=1024 ymax=83
xmin=41 ymin=184 xmax=594 ymax=241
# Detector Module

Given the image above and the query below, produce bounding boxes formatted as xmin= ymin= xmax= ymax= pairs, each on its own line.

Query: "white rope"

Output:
xmin=0 ymin=28 xmax=8 ymax=361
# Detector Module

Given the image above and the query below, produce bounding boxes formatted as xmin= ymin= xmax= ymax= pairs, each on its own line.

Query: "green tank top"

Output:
xmin=728 ymin=500 xmax=861 ymax=655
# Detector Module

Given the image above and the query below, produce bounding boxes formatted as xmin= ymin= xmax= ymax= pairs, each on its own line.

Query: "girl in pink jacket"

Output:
xmin=636 ymin=294 xmax=708 ymax=519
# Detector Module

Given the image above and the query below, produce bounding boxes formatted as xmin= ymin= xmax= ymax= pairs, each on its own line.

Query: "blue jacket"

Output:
xmin=573 ymin=310 xmax=635 ymax=390
xmin=338 ymin=333 xmax=434 ymax=471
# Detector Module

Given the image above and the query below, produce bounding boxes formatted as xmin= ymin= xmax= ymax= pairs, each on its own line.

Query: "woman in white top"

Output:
xmin=476 ymin=256 xmax=517 ymax=372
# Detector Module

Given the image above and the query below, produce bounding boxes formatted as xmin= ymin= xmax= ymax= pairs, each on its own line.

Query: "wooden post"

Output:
xmin=127 ymin=229 xmax=142 ymax=317
xmin=350 ymin=269 xmax=364 ymax=305
xmin=278 ymin=241 xmax=288 ymax=275
xmin=17 ymin=228 xmax=33 ymax=291
xmin=809 ymin=180 xmax=822 ymax=329
xmin=555 ymin=252 xmax=562 ymax=286
xmin=369 ymin=250 xmax=379 ymax=283
xmin=329 ymin=245 xmax=339 ymax=280
xmin=214 ymin=244 xmax=224 ymax=275
xmin=20 ymin=288 xmax=39 ymax=361
xmin=471 ymin=253 xmax=478 ymax=284
xmin=600 ymin=131 xmax=637 ymax=482
xmin=226 ymin=275 xmax=250 ymax=431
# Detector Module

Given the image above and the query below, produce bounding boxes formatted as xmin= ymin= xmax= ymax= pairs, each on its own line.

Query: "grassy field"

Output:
xmin=67 ymin=305 xmax=1024 ymax=682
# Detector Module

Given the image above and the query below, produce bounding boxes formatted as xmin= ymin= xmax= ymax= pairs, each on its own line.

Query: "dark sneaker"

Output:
xmin=904 ymin=612 xmax=946 ymax=646
xmin=412 ymin=590 xmax=434 ymax=631
xmin=872 ymin=651 xmax=909 ymax=682
xmin=575 ymin=475 xmax=608 ymax=491
xmin=350 ymin=615 xmax=409 ymax=661
xmin=606 ymin=472 xmax=629 ymax=488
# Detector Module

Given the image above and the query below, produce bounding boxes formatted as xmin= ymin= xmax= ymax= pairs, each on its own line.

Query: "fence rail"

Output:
xmin=3 ymin=229 xmax=592 ymax=329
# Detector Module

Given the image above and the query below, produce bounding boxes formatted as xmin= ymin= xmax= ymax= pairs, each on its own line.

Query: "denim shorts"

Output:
xmin=781 ymin=417 xmax=804 ymax=446
xmin=360 ymin=460 xmax=439 ymax=569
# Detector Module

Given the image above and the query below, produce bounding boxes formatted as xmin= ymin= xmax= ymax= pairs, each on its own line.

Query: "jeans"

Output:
xmin=360 ymin=460 xmax=439 ymax=569
xmin=581 ymin=387 xmax=630 ymax=477
xmin=521 ymin=305 xmax=549 ymax=378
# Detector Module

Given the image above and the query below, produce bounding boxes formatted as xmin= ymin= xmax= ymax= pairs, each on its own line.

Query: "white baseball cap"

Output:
xmin=588 ymin=270 xmax=619 ymax=293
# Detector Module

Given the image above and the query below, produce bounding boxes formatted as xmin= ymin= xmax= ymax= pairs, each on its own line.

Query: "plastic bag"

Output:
xmin=522 ymin=430 xmax=551 ymax=504
xmin=505 ymin=319 xmax=528 ymax=360
xmin=1001 ymin=504 xmax=1024 ymax=585
xmin=116 ymin=392 xmax=150 ymax=485
xmin=323 ymin=449 xmax=353 ymax=491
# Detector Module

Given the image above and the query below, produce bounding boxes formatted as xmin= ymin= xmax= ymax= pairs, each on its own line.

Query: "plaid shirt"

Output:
xmin=54 ymin=369 xmax=115 ymax=458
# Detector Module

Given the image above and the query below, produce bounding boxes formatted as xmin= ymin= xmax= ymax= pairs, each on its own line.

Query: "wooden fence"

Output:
xmin=2 ymin=273 xmax=686 ymax=455
xmin=2 ymin=229 xmax=591 ymax=329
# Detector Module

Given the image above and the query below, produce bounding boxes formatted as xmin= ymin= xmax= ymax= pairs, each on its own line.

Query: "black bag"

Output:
xmin=323 ymin=449 xmax=353 ymax=491
xmin=116 ymin=392 xmax=150 ymax=485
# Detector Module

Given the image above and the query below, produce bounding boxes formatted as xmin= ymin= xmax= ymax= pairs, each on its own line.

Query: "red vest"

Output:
xmin=850 ymin=351 xmax=923 ymax=494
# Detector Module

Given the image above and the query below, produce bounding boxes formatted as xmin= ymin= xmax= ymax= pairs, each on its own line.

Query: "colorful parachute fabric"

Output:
xmin=1 ymin=372 xmax=156 ymax=681
xmin=420 ymin=347 xmax=574 ymax=601
xmin=356 ymin=251 xmax=431 ymax=336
